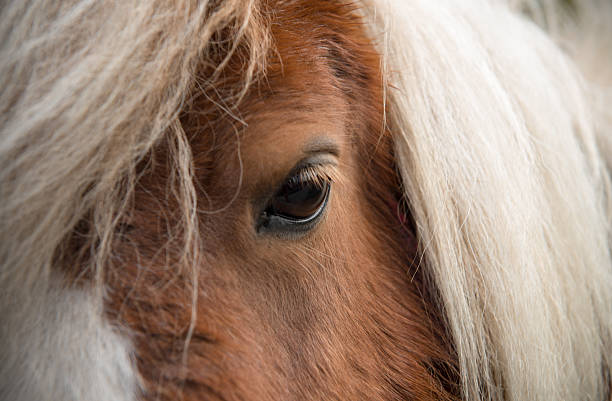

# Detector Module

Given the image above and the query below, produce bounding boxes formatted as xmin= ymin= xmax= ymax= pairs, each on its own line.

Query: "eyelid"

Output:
xmin=302 ymin=137 xmax=341 ymax=158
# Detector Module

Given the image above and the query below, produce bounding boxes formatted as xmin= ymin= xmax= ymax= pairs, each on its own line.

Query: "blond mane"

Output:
xmin=367 ymin=0 xmax=612 ymax=399
xmin=0 ymin=1 xmax=269 ymax=399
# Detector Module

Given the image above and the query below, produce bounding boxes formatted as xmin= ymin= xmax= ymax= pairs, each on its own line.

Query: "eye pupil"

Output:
xmin=269 ymin=179 xmax=329 ymax=220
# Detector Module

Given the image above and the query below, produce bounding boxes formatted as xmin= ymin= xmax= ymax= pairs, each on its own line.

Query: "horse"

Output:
xmin=1 ymin=0 xmax=611 ymax=400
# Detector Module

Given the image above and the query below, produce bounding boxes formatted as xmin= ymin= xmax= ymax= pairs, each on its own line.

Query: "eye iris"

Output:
xmin=269 ymin=178 xmax=328 ymax=220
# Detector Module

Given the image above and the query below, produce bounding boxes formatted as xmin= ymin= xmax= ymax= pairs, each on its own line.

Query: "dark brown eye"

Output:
xmin=269 ymin=176 xmax=329 ymax=220
xmin=257 ymin=171 xmax=331 ymax=236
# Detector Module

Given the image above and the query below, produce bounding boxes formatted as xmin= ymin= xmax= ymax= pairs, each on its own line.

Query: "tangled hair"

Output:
xmin=1 ymin=0 xmax=611 ymax=400
xmin=0 ymin=0 xmax=268 ymax=290
xmin=1 ymin=1 xmax=269 ymax=398
xmin=372 ymin=0 xmax=612 ymax=398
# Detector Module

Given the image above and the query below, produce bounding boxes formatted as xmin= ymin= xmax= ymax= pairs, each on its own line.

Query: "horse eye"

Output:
xmin=270 ymin=176 xmax=329 ymax=220
xmin=257 ymin=173 xmax=331 ymax=235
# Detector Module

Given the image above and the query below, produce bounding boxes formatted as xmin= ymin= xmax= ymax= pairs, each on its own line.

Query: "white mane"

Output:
xmin=369 ymin=0 xmax=612 ymax=399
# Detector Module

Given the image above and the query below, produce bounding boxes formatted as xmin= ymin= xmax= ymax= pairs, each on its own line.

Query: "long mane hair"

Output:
xmin=1 ymin=0 xmax=611 ymax=400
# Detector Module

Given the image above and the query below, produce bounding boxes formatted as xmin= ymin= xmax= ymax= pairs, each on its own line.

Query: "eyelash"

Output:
xmin=287 ymin=164 xmax=336 ymax=189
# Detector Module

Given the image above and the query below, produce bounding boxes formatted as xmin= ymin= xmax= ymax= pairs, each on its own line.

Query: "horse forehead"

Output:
xmin=236 ymin=88 xmax=349 ymax=179
xmin=205 ymin=22 xmax=360 ymax=189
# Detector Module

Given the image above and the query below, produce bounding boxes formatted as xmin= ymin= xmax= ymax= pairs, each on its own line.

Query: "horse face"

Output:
xmin=3 ymin=0 xmax=612 ymax=399
xmin=104 ymin=2 xmax=456 ymax=400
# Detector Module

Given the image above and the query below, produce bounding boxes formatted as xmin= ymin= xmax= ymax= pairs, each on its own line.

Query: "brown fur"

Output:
xmin=105 ymin=1 xmax=458 ymax=399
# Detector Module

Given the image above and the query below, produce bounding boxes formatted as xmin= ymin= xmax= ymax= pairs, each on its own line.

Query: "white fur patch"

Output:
xmin=0 ymin=281 xmax=139 ymax=401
